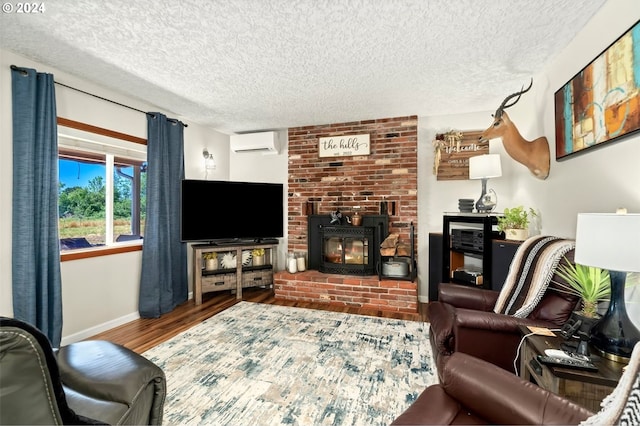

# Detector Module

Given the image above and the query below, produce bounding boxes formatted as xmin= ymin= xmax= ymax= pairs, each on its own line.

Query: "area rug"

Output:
xmin=142 ymin=302 xmax=436 ymax=425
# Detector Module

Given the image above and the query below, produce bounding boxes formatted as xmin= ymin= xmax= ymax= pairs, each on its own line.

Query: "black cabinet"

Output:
xmin=428 ymin=226 xmax=523 ymax=301
xmin=442 ymin=214 xmax=499 ymax=290
xmin=491 ymin=240 xmax=522 ymax=292
xmin=428 ymin=233 xmax=443 ymax=302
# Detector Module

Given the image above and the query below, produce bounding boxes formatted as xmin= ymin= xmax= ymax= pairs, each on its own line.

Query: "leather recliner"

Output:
xmin=428 ymin=250 xmax=580 ymax=377
xmin=391 ymin=351 xmax=594 ymax=425
xmin=0 ymin=317 xmax=166 ymax=425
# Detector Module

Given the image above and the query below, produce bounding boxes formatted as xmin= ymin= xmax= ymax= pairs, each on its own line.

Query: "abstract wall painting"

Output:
xmin=554 ymin=20 xmax=640 ymax=160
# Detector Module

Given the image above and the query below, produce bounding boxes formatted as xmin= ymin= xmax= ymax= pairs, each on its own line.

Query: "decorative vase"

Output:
xmin=287 ymin=252 xmax=297 ymax=273
xmin=253 ymin=255 xmax=265 ymax=266
xmin=589 ymin=270 xmax=640 ymax=362
xmin=505 ymin=228 xmax=528 ymax=241
xmin=205 ymin=257 xmax=218 ymax=271
xmin=296 ymin=252 xmax=306 ymax=272
xmin=352 ymin=211 xmax=362 ymax=226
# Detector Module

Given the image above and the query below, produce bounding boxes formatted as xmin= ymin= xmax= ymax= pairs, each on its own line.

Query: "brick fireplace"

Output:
xmin=274 ymin=115 xmax=418 ymax=314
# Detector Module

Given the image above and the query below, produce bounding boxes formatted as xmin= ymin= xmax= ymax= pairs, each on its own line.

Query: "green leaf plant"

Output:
xmin=496 ymin=206 xmax=537 ymax=232
xmin=553 ymin=257 xmax=610 ymax=318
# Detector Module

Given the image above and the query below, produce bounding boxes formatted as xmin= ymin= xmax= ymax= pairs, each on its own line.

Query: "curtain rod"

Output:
xmin=10 ymin=64 xmax=187 ymax=127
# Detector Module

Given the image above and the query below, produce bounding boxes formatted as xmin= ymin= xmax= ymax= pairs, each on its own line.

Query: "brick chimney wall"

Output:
xmin=287 ymin=116 xmax=418 ymax=254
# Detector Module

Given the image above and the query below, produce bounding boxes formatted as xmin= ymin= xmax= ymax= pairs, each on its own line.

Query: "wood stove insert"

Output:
xmin=307 ymin=214 xmax=388 ymax=275
xmin=319 ymin=225 xmax=375 ymax=275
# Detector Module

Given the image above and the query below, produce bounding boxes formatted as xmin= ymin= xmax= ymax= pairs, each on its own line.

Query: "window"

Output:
xmin=57 ymin=118 xmax=147 ymax=258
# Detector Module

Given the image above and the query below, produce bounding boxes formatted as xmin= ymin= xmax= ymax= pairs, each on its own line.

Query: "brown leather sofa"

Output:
xmin=0 ymin=317 xmax=166 ymax=425
xmin=391 ymin=352 xmax=593 ymax=425
xmin=428 ymin=253 xmax=580 ymax=377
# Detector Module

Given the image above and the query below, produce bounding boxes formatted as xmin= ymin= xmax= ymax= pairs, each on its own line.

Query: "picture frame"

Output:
xmin=554 ymin=19 xmax=640 ymax=160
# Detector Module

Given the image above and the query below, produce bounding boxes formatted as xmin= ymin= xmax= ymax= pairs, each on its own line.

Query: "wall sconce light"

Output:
xmin=203 ymin=148 xmax=216 ymax=176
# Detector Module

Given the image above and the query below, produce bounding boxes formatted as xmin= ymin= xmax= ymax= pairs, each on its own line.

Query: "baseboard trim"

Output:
xmin=60 ymin=291 xmax=195 ymax=346
xmin=61 ymin=312 xmax=140 ymax=346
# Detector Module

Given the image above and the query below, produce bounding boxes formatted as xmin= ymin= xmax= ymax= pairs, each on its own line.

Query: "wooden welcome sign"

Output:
xmin=433 ymin=130 xmax=489 ymax=181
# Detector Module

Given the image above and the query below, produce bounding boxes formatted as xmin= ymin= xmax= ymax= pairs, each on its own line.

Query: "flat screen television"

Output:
xmin=180 ymin=179 xmax=284 ymax=243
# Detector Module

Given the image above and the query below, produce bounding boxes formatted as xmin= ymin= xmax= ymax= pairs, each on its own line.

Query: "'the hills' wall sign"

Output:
xmin=318 ymin=134 xmax=370 ymax=158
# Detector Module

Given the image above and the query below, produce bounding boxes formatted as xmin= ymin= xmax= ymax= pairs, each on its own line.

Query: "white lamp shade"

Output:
xmin=469 ymin=154 xmax=502 ymax=179
xmin=574 ymin=213 xmax=640 ymax=272
xmin=205 ymin=156 xmax=216 ymax=170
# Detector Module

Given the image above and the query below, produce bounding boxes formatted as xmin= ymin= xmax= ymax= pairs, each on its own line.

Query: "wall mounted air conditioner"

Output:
xmin=230 ymin=131 xmax=279 ymax=154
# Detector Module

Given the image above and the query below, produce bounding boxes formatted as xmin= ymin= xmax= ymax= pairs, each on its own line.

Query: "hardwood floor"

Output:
xmin=88 ymin=288 xmax=429 ymax=354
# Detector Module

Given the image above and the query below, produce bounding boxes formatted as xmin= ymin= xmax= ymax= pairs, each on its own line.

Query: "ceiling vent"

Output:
xmin=230 ymin=131 xmax=279 ymax=154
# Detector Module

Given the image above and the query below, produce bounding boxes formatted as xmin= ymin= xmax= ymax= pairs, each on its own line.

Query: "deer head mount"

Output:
xmin=479 ymin=79 xmax=550 ymax=180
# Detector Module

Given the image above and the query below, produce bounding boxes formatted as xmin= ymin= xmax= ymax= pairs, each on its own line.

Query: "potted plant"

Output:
xmin=252 ymin=248 xmax=266 ymax=266
xmin=554 ymin=260 xmax=610 ymax=319
xmin=203 ymin=252 xmax=218 ymax=271
xmin=552 ymin=259 xmax=610 ymax=355
xmin=497 ymin=206 xmax=536 ymax=241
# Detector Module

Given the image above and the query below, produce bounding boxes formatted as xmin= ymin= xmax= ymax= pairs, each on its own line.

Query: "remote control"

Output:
xmin=537 ymin=354 xmax=598 ymax=372
xmin=544 ymin=349 xmax=575 ymax=360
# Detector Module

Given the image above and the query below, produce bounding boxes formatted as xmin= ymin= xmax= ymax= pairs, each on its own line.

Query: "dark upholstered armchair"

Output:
xmin=394 ymin=345 xmax=640 ymax=425
xmin=428 ymin=241 xmax=580 ymax=377
xmin=391 ymin=352 xmax=594 ymax=425
xmin=0 ymin=317 xmax=166 ymax=425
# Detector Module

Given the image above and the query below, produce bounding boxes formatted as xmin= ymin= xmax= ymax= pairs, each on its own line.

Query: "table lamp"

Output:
xmin=574 ymin=212 xmax=640 ymax=362
xmin=469 ymin=154 xmax=502 ymax=213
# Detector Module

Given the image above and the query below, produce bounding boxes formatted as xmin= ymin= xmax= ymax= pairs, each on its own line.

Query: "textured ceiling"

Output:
xmin=0 ymin=0 xmax=607 ymax=134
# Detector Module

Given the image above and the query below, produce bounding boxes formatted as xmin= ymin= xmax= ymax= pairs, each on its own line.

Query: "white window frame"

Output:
xmin=57 ymin=119 xmax=147 ymax=260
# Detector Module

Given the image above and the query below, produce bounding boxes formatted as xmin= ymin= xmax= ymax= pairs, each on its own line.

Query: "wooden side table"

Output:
xmin=517 ymin=325 xmax=624 ymax=412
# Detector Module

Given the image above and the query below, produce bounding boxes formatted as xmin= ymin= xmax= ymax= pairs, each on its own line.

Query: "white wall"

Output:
xmin=184 ymin=123 xmax=230 ymax=182
xmin=229 ymin=130 xmax=289 ymax=270
xmin=0 ymin=49 xmax=230 ymax=344
xmin=419 ymin=0 xmax=640 ymax=326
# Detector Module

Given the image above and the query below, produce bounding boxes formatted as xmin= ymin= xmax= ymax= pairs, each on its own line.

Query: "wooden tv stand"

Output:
xmin=192 ymin=242 xmax=278 ymax=305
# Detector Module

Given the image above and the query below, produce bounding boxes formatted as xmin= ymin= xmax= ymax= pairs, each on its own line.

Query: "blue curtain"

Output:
xmin=139 ymin=113 xmax=187 ymax=317
xmin=11 ymin=66 xmax=63 ymax=347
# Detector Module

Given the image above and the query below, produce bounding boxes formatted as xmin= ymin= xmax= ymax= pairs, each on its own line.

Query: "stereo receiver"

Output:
xmin=451 ymin=229 xmax=484 ymax=251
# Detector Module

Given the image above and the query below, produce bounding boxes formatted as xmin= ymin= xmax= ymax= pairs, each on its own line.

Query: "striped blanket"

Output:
xmin=493 ymin=236 xmax=575 ymax=317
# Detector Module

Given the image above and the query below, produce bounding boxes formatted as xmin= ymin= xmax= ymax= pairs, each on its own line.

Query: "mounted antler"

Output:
xmin=494 ymin=79 xmax=533 ymax=119
xmin=479 ymin=79 xmax=550 ymax=180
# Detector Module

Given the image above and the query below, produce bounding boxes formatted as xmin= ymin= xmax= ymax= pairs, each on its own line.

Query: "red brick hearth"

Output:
xmin=274 ymin=270 xmax=418 ymax=315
